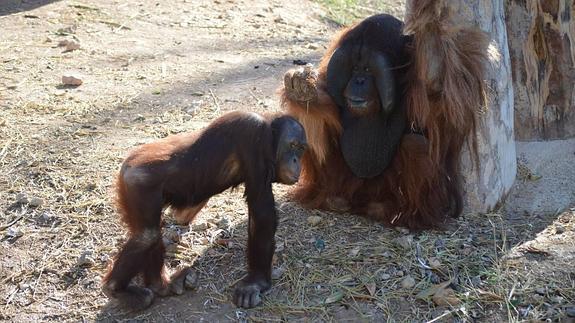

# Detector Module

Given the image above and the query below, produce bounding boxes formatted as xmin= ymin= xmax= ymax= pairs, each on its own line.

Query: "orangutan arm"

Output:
xmin=280 ymin=65 xmax=342 ymax=165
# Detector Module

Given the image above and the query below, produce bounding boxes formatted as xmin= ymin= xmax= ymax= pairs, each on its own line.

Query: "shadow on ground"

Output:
xmin=0 ymin=0 xmax=60 ymax=16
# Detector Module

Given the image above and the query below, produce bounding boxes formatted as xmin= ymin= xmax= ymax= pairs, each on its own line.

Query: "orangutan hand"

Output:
xmin=283 ymin=64 xmax=319 ymax=103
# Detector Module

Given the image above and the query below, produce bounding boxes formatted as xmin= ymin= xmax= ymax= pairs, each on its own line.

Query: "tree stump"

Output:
xmin=405 ymin=0 xmax=518 ymax=213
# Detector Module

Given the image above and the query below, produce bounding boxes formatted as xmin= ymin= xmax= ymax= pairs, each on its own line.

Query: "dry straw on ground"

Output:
xmin=1 ymin=0 xmax=574 ymax=322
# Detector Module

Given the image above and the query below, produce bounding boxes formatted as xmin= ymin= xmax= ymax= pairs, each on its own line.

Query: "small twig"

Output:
xmin=248 ymin=88 xmax=263 ymax=105
xmin=426 ymin=308 xmax=461 ymax=323
xmin=505 ymin=282 xmax=518 ymax=322
xmin=228 ymin=273 xmax=247 ymax=289
xmin=97 ymin=20 xmax=131 ymax=30
xmin=416 ymin=243 xmax=432 ymax=269
xmin=161 ymin=62 xmax=167 ymax=78
xmin=192 ymin=25 xmax=226 ymax=29
xmin=113 ymin=13 xmax=139 ymax=33
xmin=69 ymin=3 xmax=100 ymax=11
xmin=507 ymin=282 xmax=517 ymax=302
xmin=0 ymin=216 xmax=23 ymax=231
xmin=5 ymin=286 xmax=18 ymax=306
xmin=32 ymin=267 xmax=45 ymax=299
xmin=209 ymin=89 xmax=221 ymax=113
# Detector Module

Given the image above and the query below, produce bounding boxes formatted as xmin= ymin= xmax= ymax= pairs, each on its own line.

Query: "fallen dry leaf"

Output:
xmin=416 ymin=278 xmax=461 ymax=306
xmin=416 ymin=280 xmax=452 ymax=300
xmin=432 ymin=287 xmax=460 ymax=306
xmin=522 ymin=245 xmax=551 ymax=255
xmin=365 ymin=281 xmax=376 ymax=296
xmin=476 ymin=289 xmax=504 ymax=301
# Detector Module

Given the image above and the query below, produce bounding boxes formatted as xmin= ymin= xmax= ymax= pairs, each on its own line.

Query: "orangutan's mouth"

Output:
xmin=347 ymin=99 xmax=369 ymax=108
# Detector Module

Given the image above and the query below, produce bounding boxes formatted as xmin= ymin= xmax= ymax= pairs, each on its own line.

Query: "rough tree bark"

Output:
xmin=505 ymin=0 xmax=575 ymax=140
xmin=405 ymin=0 xmax=517 ymax=212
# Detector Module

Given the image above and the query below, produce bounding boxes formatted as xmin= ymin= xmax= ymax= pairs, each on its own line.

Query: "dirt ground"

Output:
xmin=0 ymin=0 xmax=573 ymax=322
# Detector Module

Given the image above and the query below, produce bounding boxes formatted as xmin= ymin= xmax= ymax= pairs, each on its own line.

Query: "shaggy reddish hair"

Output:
xmin=281 ymin=1 xmax=487 ymax=230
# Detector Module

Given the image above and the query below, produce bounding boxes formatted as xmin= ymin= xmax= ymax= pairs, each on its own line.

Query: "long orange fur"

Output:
xmin=281 ymin=2 xmax=487 ymax=229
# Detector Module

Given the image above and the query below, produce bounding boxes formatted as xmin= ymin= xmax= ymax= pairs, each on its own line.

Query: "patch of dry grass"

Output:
xmin=315 ymin=0 xmax=405 ymax=26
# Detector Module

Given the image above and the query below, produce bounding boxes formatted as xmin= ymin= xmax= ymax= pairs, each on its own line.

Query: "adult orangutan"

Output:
xmin=281 ymin=5 xmax=487 ymax=229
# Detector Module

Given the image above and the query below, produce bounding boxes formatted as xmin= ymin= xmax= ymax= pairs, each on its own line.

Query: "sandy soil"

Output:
xmin=505 ymin=138 xmax=575 ymax=217
xmin=0 ymin=0 xmax=573 ymax=322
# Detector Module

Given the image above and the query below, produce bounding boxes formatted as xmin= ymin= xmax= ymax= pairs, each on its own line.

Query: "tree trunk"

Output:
xmin=406 ymin=0 xmax=518 ymax=212
xmin=506 ymin=0 xmax=575 ymax=140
